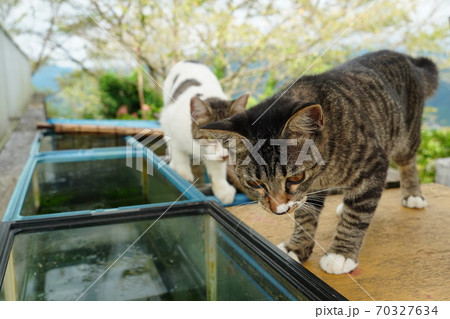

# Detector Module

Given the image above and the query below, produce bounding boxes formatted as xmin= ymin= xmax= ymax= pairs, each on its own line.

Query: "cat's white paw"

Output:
xmin=213 ymin=182 xmax=236 ymax=204
xmin=320 ymin=253 xmax=358 ymax=274
xmin=277 ymin=243 xmax=300 ymax=263
xmin=336 ymin=203 xmax=344 ymax=216
xmin=402 ymin=196 xmax=427 ymax=209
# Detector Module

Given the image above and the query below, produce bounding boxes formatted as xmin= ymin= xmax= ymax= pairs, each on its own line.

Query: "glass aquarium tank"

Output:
xmin=0 ymin=203 xmax=345 ymax=301
xmin=4 ymin=135 xmax=207 ymax=221
xmin=19 ymin=156 xmax=186 ymax=217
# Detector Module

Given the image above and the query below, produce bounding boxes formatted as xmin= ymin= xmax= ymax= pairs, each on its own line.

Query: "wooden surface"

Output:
xmin=227 ymin=183 xmax=450 ymax=301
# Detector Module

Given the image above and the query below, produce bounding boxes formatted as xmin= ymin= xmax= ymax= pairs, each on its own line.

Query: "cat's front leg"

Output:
xmin=169 ymin=147 xmax=194 ymax=182
xmin=278 ymin=194 xmax=325 ymax=263
xmin=321 ymin=165 xmax=387 ymax=275
xmin=204 ymin=159 xmax=236 ymax=204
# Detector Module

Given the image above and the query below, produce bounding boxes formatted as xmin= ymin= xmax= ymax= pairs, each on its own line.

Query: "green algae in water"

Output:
xmin=21 ymin=157 xmax=185 ymax=216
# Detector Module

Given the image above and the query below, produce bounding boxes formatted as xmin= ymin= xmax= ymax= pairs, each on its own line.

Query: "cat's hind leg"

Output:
xmin=397 ymin=156 xmax=427 ymax=209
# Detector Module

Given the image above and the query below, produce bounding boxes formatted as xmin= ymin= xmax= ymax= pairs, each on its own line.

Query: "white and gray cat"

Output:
xmin=159 ymin=60 xmax=249 ymax=204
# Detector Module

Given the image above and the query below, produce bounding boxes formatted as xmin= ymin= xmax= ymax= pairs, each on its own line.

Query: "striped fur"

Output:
xmin=201 ymin=50 xmax=439 ymax=273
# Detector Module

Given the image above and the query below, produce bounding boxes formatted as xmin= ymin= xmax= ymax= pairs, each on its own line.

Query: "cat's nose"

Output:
xmin=275 ymin=203 xmax=290 ymax=215
xmin=268 ymin=198 xmax=289 ymax=215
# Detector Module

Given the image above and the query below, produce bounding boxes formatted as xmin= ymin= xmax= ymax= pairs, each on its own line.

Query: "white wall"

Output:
xmin=0 ymin=26 xmax=32 ymax=143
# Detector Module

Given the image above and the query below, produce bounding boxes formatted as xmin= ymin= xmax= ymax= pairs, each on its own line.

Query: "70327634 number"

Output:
xmin=376 ymin=306 xmax=438 ymax=316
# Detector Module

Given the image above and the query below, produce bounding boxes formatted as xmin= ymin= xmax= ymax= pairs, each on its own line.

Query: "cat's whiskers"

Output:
xmin=233 ymin=203 xmax=264 ymax=233
xmin=231 ymin=200 xmax=257 ymax=213
xmin=300 ymin=203 xmax=320 ymax=218
xmin=236 ymin=205 xmax=266 ymax=237
xmin=306 ymin=186 xmax=352 ymax=196
xmin=249 ymin=208 xmax=267 ymax=235
xmin=284 ymin=196 xmax=307 ymax=213
xmin=304 ymin=198 xmax=323 ymax=205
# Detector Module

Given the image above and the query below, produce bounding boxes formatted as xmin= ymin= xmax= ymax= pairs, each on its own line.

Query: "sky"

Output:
xmin=4 ymin=0 xmax=450 ymax=69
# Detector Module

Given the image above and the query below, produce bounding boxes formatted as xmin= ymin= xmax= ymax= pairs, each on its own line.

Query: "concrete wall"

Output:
xmin=436 ymin=158 xmax=450 ymax=187
xmin=0 ymin=25 xmax=32 ymax=145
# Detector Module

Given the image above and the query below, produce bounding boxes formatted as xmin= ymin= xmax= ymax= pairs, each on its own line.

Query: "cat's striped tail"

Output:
xmin=409 ymin=56 xmax=439 ymax=97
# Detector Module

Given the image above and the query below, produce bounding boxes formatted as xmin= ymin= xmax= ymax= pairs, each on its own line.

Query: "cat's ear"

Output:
xmin=229 ymin=93 xmax=250 ymax=114
xmin=281 ymin=104 xmax=324 ymax=137
xmin=190 ymin=96 xmax=212 ymax=123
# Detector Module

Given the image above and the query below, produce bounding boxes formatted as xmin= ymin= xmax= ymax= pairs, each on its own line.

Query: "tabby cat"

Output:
xmin=160 ymin=60 xmax=248 ymax=204
xmin=200 ymin=50 xmax=438 ymax=274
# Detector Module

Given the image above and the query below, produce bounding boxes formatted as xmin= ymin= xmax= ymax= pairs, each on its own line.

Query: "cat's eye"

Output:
xmin=286 ymin=173 xmax=305 ymax=185
xmin=247 ymin=180 xmax=264 ymax=189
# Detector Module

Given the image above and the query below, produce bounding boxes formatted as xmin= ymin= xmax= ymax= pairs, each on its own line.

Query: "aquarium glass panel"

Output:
xmin=20 ymin=157 xmax=185 ymax=216
xmin=0 ymin=214 xmax=308 ymax=301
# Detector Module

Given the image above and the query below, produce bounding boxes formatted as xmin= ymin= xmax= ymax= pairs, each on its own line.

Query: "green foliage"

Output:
xmin=4 ymin=0 xmax=450 ymax=94
xmin=246 ymin=96 xmax=259 ymax=108
xmin=417 ymin=128 xmax=450 ymax=183
xmin=47 ymin=71 xmax=103 ymax=119
xmin=98 ymin=71 xmax=163 ymax=119
xmin=245 ymin=71 xmax=279 ymax=108
xmin=5 ymin=0 xmax=449 ymax=122
xmin=47 ymin=69 xmax=163 ymax=119
xmin=212 ymin=55 xmax=227 ymax=80
xmin=262 ymin=73 xmax=278 ymax=99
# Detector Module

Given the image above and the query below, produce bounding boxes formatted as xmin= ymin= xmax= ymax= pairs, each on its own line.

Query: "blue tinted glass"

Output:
xmin=21 ymin=158 xmax=185 ymax=216
xmin=0 ymin=214 xmax=308 ymax=301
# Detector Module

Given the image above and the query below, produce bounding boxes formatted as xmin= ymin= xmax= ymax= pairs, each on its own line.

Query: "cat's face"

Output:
xmin=190 ymin=94 xmax=249 ymax=161
xmin=201 ymin=99 xmax=326 ymax=214
xmin=233 ymin=136 xmax=324 ymax=214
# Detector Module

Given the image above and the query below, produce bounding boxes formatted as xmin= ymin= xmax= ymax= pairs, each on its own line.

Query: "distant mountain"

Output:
xmin=31 ymin=64 xmax=449 ymax=126
xmin=427 ymin=70 xmax=450 ymax=127
xmin=32 ymin=65 xmax=72 ymax=92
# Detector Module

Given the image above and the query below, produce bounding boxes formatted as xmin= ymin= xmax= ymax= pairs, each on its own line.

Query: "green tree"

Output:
xmin=417 ymin=128 xmax=450 ymax=183
xmin=3 ymin=0 xmax=449 ymax=119
xmin=98 ymin=71 xmax=162 ymax=119
xmin=47 ymin=71 xmax=103 ymax=119
xmin=3 ymin=0 xmax=449 ymax=93
xmin=59 ymin=0 xmax=449 ymax=96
